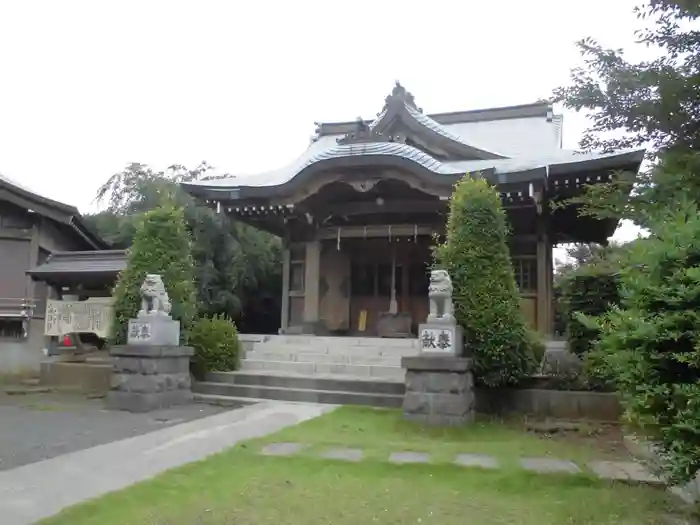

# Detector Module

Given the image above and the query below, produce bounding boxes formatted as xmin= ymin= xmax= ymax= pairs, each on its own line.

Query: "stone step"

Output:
xmin=192 ymin=393 xmax=261 ymax=407
xmin=245 ymin=350 xmax=401 ymax=367
xmin=245 ymin=335 xmax=419 ymax=350
xmin=206 ymin=371 xmax=406 ymax=395
xmin=240 ymin=359 xmax=405 ymax=381
xmin=39 ymin=361 xmax=112 ymax=395
xmin=193 ymin=393 xmax=327 ymax=407
xmin=193 ymin=381 xmax=404 ymax=408
xmin=250 ymin=342 xmax=418 ymax=358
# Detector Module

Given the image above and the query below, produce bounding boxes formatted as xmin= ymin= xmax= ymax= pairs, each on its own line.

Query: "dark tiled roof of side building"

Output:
xmin=0 ymin=173 xmax=109 ymax=250
xmin=28 ymin=250 xmax=128 ymax=278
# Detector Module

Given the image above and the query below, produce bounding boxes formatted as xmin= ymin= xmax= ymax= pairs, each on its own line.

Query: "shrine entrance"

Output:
xmin=345 ymin=237 xmax=431 ymax=337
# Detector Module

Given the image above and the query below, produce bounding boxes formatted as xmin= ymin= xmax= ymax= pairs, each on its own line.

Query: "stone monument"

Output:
xmin=401 ymin=269 xmax=475 ymax=425
xmin=107 ymin=274 xmax=194 ymax=412
xmin=419 ymin=269 xmax=463 ymax=354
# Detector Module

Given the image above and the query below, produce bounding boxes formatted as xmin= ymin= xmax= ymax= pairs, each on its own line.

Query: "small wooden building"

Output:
xmin=0 ymin=174 xmax=108 ymax=373
xmin=182 ymin=83 xmax=643 ymax=338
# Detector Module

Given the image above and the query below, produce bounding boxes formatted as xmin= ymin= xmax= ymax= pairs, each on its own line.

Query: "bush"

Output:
xmin=527 ymin=330 xmax=547 ymax=367
xmin=111 ymin=203 xmax=198 ymax=344
xmin=559 ymin=263 xmax=620 ymax=356
xmin=591 ymin=201 xmax=700 ymax=484
xmin=434 ymin=176 xmax=537 ymax=387
xmin=189 ymin=315 xmax=240 ymax=379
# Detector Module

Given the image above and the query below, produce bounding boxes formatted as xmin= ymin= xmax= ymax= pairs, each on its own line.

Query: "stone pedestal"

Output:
xmin=128 ymin=316 xmax=180 ymax=346
xmin=107 ymin=345 xmax=194 ymax=412
xmin=401 ymin=355 xmax=475 ymax=426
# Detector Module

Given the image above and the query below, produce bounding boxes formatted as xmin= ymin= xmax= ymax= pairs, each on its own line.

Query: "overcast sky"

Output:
xmin=0 ymin=0 xmax=647 ymax=242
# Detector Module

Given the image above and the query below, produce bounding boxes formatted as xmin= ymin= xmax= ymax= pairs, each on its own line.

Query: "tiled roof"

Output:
xmin=0 ymin=172 xmax=78 ymax=214
xmin=403 ymin=104 xmax=502 ymax=155
xmin=28 ymin=250 xmax=127 ymax=277
xmin=0 ymin=174 xmax=108 ymax=249
xmin=184 ymin=143 xmax=645 ymax=193
xmin=360 ymin=85 xmax=504 ymax=158
xmin=307 ymin=142 xmax=445 ymax=172
xmin=181 ymin=84 xmax=644 ymax=197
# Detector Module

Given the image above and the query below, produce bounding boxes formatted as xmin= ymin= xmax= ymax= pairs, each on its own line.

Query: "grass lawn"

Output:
xmin=40 ymin=406 xmax=679 ymax=525
xmin=250 ymin=405 xmax=632 ymax=467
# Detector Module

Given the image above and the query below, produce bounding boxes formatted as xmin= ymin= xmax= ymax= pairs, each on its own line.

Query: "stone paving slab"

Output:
xmin=321 ymin=447 xmax=364 ymax=462
xmin=260 ymin=442 xmax=306 ymax=456
xmin=589 ymin=460 xmax=664 ymax=486
xmin=389 ymin=451 xmax=431 ymax=464
xmin=520 ymin=457 xmax=581 ymax=474
xmin=254 ymin=444 xmax=666 ymax=488
xmin=454 ymin=453 xmax=499 ymax=469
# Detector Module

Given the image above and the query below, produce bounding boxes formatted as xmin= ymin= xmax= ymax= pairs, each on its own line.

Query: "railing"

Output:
xmin=0 ymin=298 xmax=36 ymax=318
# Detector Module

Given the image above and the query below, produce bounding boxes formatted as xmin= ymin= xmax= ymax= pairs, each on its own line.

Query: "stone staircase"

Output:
xmin=193 ymin=335 xmax=418 ymax=408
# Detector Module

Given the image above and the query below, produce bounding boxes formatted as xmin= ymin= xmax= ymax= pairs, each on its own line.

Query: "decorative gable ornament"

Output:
xmin=336 ymin=117 xmax=405 ymax=145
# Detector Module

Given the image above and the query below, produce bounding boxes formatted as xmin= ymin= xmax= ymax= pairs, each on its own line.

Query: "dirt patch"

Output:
xmin=507 ymin=417 xmax=631 ymax=460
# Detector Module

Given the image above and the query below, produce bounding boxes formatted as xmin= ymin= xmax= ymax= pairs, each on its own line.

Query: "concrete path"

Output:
xmin=0 ymin=401 xmax=335 ymax=525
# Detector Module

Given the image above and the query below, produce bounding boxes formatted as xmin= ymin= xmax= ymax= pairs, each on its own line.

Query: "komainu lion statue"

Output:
xmin=137 ymin=274 xmax=172 ymax=317
xmin=426 ymin=269 xmax=455 ymax=324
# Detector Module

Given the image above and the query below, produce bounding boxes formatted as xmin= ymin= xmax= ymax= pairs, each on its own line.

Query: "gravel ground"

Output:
xmin=0 ymin=391 xmax=233 ymax=471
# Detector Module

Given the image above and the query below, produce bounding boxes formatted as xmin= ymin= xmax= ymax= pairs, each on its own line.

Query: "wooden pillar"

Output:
xmin=546 ymin=239 xmax=554 ymax=335
xmin=280 ymin=246 xmax=291 ymax=333
xmin=536 ymin=216 xmax=549 ymax=336
xmin=389 ymin=246 xmax=398 ymax=314
xmin=303 ymin=239 xmax=321 ymax=325
xmin=27 ymin=221 xmax=40 ymax=309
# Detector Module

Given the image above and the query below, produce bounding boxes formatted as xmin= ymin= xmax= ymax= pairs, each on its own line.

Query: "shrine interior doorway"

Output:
xmin=344 ymin=237 xmax=431 ymax=337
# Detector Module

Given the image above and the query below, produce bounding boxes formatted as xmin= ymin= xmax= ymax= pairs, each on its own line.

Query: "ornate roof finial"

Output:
xmin=383 ymin=80 xmax=422 ymax=113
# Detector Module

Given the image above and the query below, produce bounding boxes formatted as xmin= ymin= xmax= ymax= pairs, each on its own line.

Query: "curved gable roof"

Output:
xmin=182 ymin=144 xmax=645 ymax=201
xmin=362 ymin=82 xmax=505 ymax=160
xmin=181 ymin=83 xmax=644 ymax=202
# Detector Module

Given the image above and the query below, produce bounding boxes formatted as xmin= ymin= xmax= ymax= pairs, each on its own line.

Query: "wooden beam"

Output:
xmin=318 ymin=224 xmax=437 ymax=240
xmin=0 ymin=228 xmax=32 ymax=240
xmin=317 ymin=200 xmax=446 ymax=219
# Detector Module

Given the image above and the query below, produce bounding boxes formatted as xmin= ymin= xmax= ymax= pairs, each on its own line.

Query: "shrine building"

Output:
xmin=182 ymin=83 xmax=643 ymax=339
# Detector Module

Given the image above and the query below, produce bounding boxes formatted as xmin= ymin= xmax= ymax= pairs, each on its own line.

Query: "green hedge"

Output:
xmin=434 ymin=175 xmax=537 ymax=387
xmin=592 ymin=202 xmax=700 ymax=484
xmin=189 ymin=315 xmax=241 ymax=379
xmin=559 ymin=264 xmax=620 ymax=357
xmin=111 ymin=203 xmax=198 ymax=345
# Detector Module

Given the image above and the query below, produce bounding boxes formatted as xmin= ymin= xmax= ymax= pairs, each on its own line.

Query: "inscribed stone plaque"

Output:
xmin=44 ymin=298 xmax=114 ymax=339
xmin=127 ymin=317 xmax=180 ymax=346
xmin=418 ymin=324 xmax=463 ymax=356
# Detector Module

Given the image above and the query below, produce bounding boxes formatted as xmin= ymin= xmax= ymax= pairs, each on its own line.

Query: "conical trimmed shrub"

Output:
xmin=111 ymin=202 xmax=198 ymax=344
xmin=434 ymin=175 xmax=538 ymax=386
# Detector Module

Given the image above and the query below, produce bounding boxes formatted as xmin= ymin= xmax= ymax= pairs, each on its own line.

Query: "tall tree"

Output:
xmin=553 ymin=1 xmax=700 ymax=155
xmin=90 ymin=162 xmax=282 ymax=333
xmin=552 ymin=1 xmax=700 ymax=226
xmin=554 ymin=0 xmax=700 ymax=482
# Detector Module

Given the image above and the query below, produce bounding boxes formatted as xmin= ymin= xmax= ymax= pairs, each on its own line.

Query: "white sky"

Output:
xmin=0 ymin=0 xmax=647 ymax=242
